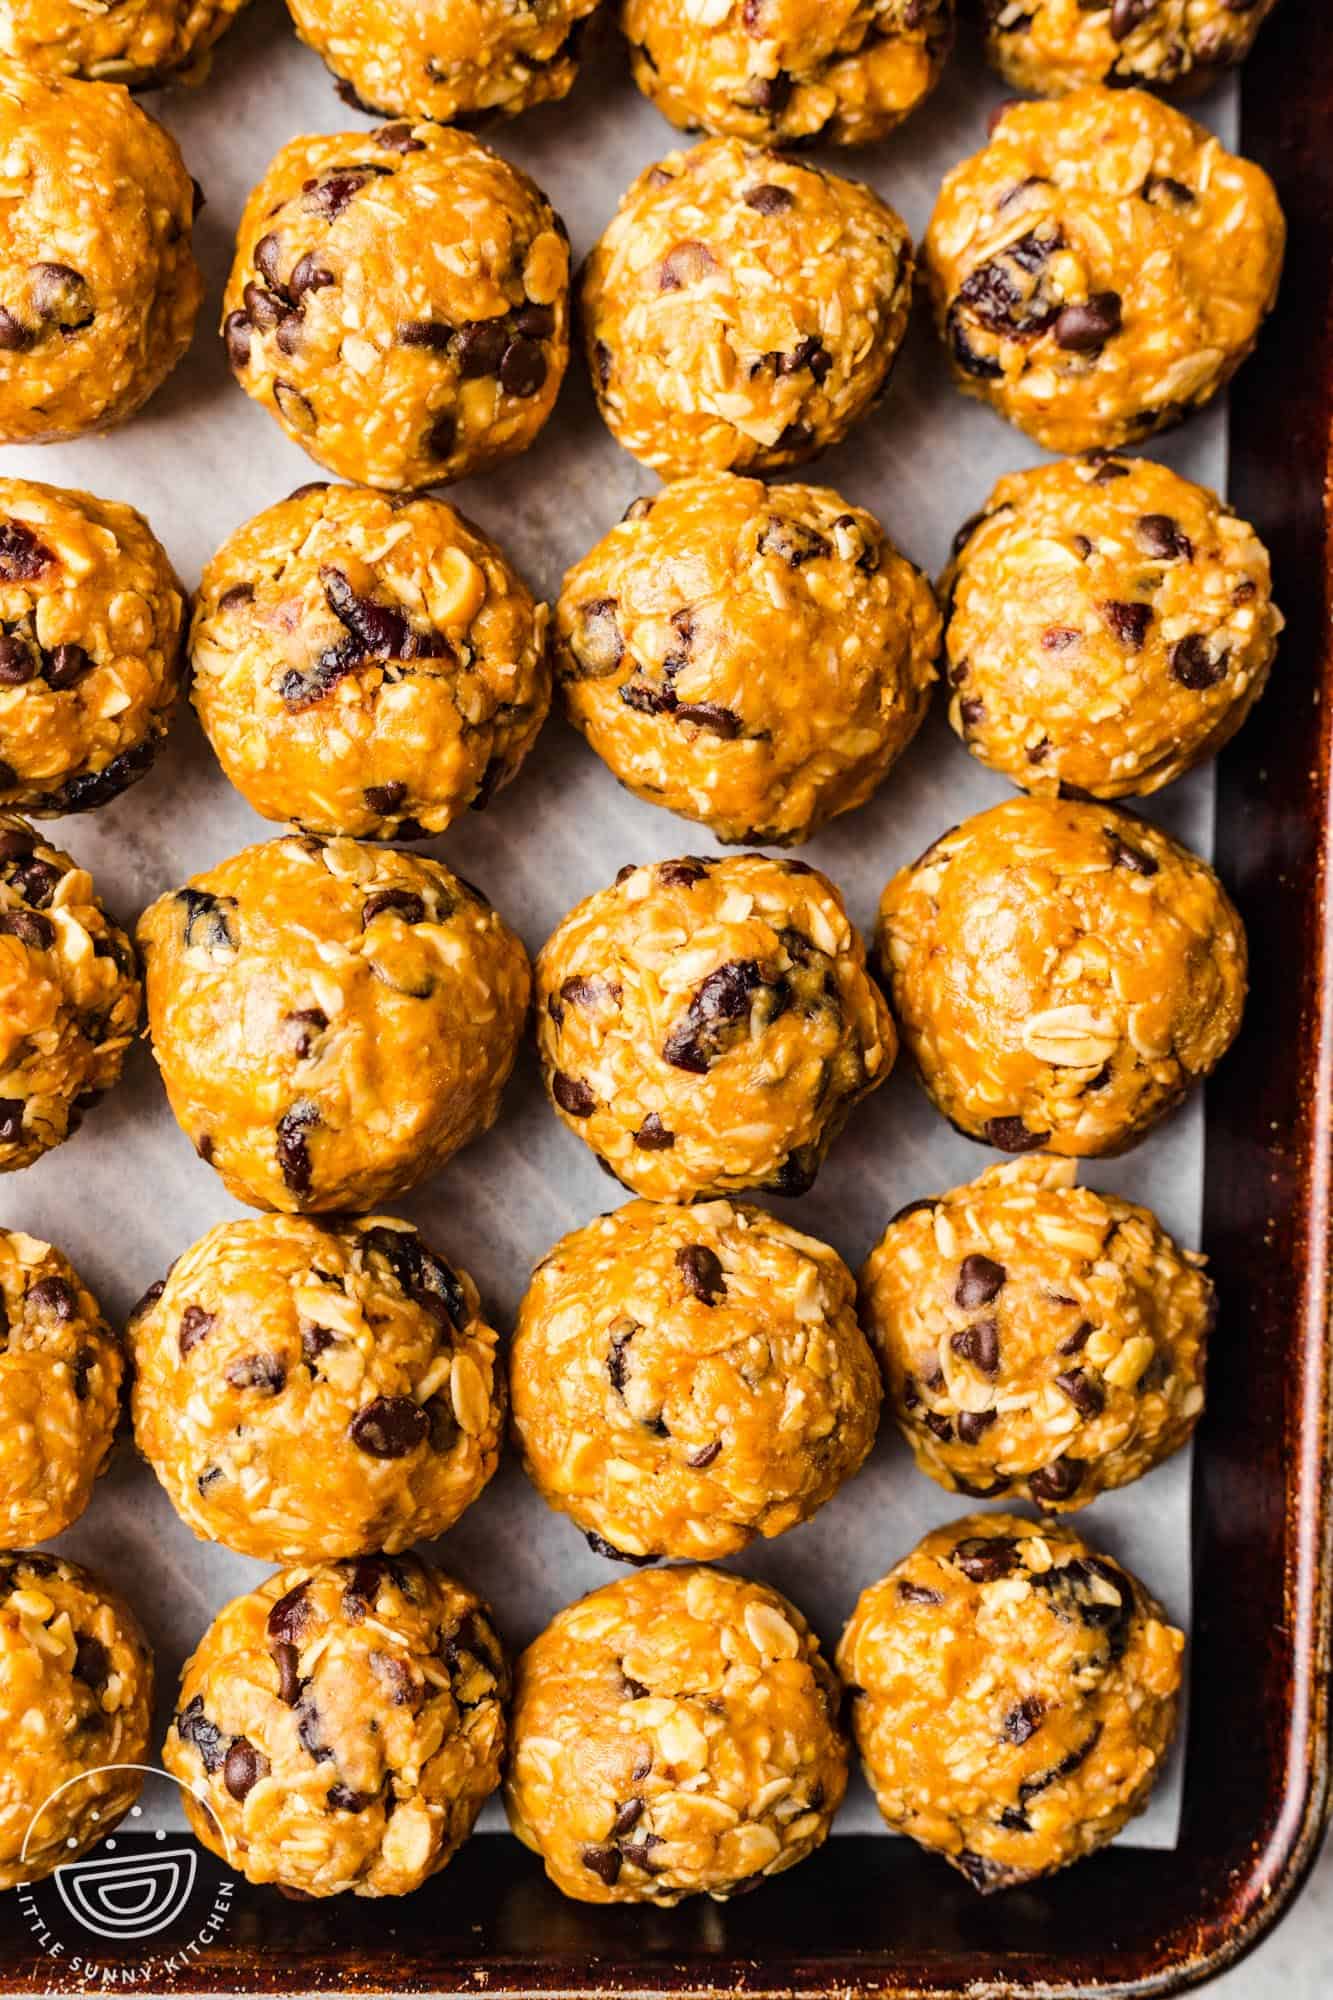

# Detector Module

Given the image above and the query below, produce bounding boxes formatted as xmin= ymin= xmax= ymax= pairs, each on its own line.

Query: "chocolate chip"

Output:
xmin=612 ymin=1797 xmax=644 ymax=1837
xmin=374 ymin=123 xmax=424 ymax=152
xmin=897 ymin=1580 xmax=944 ymax=1606
xmin=302 ymin=1324 xmax=334 ymax=1366
xmin=955 ymin=228 xmax=1064 ymax=339
xmin=217 ymin=582 xmax=255 ymax=612
xmin=1054 ymin=1367 xmax=1105 ymax=1417
xmin=1110 ymin=0 xmax=1152 ymax=35
xmin=267 ymin=1580 xmax=310 ymax=1647
xmin=581 ymin=1845 xmax=622 ymax=1886
xmin=73 ymin=1634 xmax=110 ymax=1691
xmin=224 ymin=1738 xmax=268 ymax=1801
xmin=676 ymin=1244 xmax=725 ymax=1303
xmin=552 ymin=1071 xmax=595 ymax=1117
xmin=584 ymin=1531 xmax=659 ymax=1565
xmin=177 ymin=887 xmax=238 ymax=952
xmin=361 ymin=887 xmax=425 ymax=927
xmin=179 ymin=1305 xmax=215 ymax=1357
xmin=687 ymin=1440 xmax=721 ymax=1468
xmin=0 ymin=636 xmax=34 ymax=684
xmin=29 ymin=1275 xmax=75 ymax=1319
xmin=363 ymin=781 xmax=406 ymax=817
xmin=176 ymin=1697 xmax=227 ymax=1773
xmin=426 ymin=410 xmax=456 ymax=460
xmin=675 ymin=701 xmax=739 ymax=738
xmin=0 ymin=910 xmax=53 ymax=950
xmin=273 ymin=380 xmax=316 ymax=432
xmin=779 ymin=335 xmax=831 ymax=383
xmin=984 ymin=1117 xmax=1049 ymax=1154
xmin=514 ymin=302 xmax=556 ymax=339
xmin=952 ymin=1536 xmax=1018 ymax=1583
xmin=225 ymin=1353 xmax=286 ymax=1394
xmin=499 ymin=336 xmax=546 ymax=397
xmin=924 ymin=1411 xmax=953 ymax=1441
xmin=348 ymin=1394 xmax=429 ymax=1457
xmin=284 ymin=1007 xmax=328 ymax=1059
xmin=1041 ymin=626 xmax=1081 ymax=651
xmin=290 ymin=252 xmax=334 ymax=300
xmin=633 ymin=1113 xmax=675 ymax=1150
xmin=1109 ymin=831 xmax=1159 ymax=876
xmin=0 ymin=828 xmax=34 ymax=862
xmin=361 ymin=1227 xmax=467 ymax=1330
xmin=0 ymin=308 xmax=31 ymax=350
xmin=1018 ymin=1723 xmax=1103 ymax=1805
xmin=1058 ymin=1320 xmax=1094 ymax=1356
xmin=0 ymin=520 xmax=52 ymax=581
xmin=955 ymin=1254 xmax=1005 ymax=1309
xmin=999 ymin=1806 xmax=1031 ymax=1832
xmin=276 ymin=1101 xmax=318 ymax=1196
xmin=659 ymin=241 xmax=716 ymax=290
xmin=744 ymin=183 xmax=793 ymax=214
xmin=757 ymin=515 xmax=830 ymax=568
xmin=43 ymin=642 xmax=93 ymax=691
xmin=321 ymin=564 xmax=409 ymax=656
xmin=1136 ymin=514 xmax=1193 ymax=562
xmin=957 ymin=1408 xmax=998 ymax=1444
xmin=1100 ymin=599 xmax=1153 ymax=649
xmin=1142 ymin=174 xmax=1196 ymax=208
xmin=10 ymin=856 xmax=60 ymax=906
xmin=1004 ymin=1696 xmax=1044 ymax=1745
xmin=224 ymin=311 xmax=252 ymax=366
xmin=327 ymin=1783 xmax=374 ymax=1812
xmin=1028 ymin=1457 xmax=1083 ymax=1503
xmin=29 ymin=263 xmax=93 ymax=331
xmin=1170 ymin=633 xmax=1226 ymax=690
xmin=662 ymin=958 xmax=764 ymax=1074
xmin=272 ymin=1639 xmax=305 ymax=1703
xmin=301 ymin=165 xmax=388 ymax=220
xmin=1053 ymin=292 xmax=1123 ymax=351
xmin=952 ymin=1318 xmax=1000 ymax=1375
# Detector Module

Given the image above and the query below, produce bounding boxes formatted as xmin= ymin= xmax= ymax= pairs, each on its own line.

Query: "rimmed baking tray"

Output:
xmin=1 ymin=0 xmax=1330 ymax=1993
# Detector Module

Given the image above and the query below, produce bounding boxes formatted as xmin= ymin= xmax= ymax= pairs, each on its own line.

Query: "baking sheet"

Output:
xmin=9 ymin=0 xmax=1244 ymax=1853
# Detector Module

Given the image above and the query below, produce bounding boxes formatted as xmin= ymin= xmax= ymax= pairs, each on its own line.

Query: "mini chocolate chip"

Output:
xmin=177 ymin=887 xmax=238 ymax=952
xmin=73 ymin=1634 xmax=109 ymax=1690
xmin=1142 ymin=173 xmax=1196 ymax=208
xmin=348 ymin=1394 xmax=429 ymax=1457
xmin=1053 ymin=293 xmax=1123 ymax=351
xmin=224 ymin=1738 xmax=268 ymax=1801
xmin=984 ymin=1117 xmax=1050 ymax=1154
xmin=897 ymin=1580 xmax=944 ymax=1606
xmin=687 ymin=1440 xmax=721 ymax=1468
xmin=1029 ymin=1458 xmax=1084 ymax=1503
xmin=675 ymin=701 xmax=739 ymax=738
xmin=924 ymin=1411 xmax=954 ymax=1442
xmin=1004 ymin=1696 xmax=1044 ymax=1745
xmin=302 ymin=165 xmax=388 ymax=220
xmin=179 ymin=1305 xmax=215 ymax=1357
xmin=676 ymin=1244 xmax=725 ymax=1303
xmin=363 ymin=781 xmax=406 ymax=816
xmin=361 ymin=888 xmax=425 ymax=927
xmin=0 ymin=637 xmax=34 ymax=684
xmin=1058 ymin=1319 xmax=1094 ymax=1356
xmin=176 ymin=1697 xmax=227 ymax=1773
xmin=217 ymin=581 xmax=255 ymax=612
xmin=274 ymin=380 xmax=316 ymax=432
xmin=1041 ymin=626 xmax=1081 ymax=651
xmin=0 ymin=1098 xmax=22 ymax=1143
xmin=744 ymin=183 xmax=794 ymax=214
xmin=0 ymin=308 xmax=31 ymax=350
xmin=953 ymin=1535 xmax=1018 ymax=1583
xmin=43 ymin=642 xmax=93 ymax=690
xmin=302 ymin=1324 xmax=334 ymax=1365
xmin=1170 ymin=634 xmax=1226 ymax=690
xmin=633 ymin=1113 xmax=675 ymax=1150
xmin=29 ymin=1275 xmax=75 ymax=1319
xmin=1109 ymin=0 xmax=1152 ymax=35
xmin=1086 ymin=451 xmax=1129 ymax=483
xmin=999 ymin=1805 xmax=1032 ymax=1832
xmin=1136 ymin=514 xmax=1193 ymax=562
xmin=225 ymin=1352 xmax=286 ymax=1394
xmin=584 ymin=1531 xmax=659 ymax=1566
xmin=0 ymin=520 xmax=53 ymax=581
xmin=1109 ymin=832 xmax=1159 ymax=876
xmin=268 ymin=1584 xmax=311 ymax=1647
xmin=1100 ymin=600 xmax=1153 ymax=649
xmin=426 ymin=410 xmax=456 ymax=459
xmin=612 ymin=1797 xmax=644 ymax=1837
xmin=1054 ymin=1367 xmax=1106 ymax=1417
xmin=0 ymin=910 xmax=53 ymax=950
xmin=276 ymin=1101 xmax=318 ymax=1196
xmin=29 ymin=262 xmax=93 ymax=331
xmin=659 ymin=240 xmax=716 ymax=291
xmin=290 ymin=252 xmax=334 ymax=299
xmin=285 ymin=1007 xmax=328 ymax=1059
xmin=582 ymin=1845 xmax=622 ymax=1886
xmin=513 ymin=303 xmax=556 ymax=339
xmin=952 ymin=1318 xmax=1000 ymax=1375
xmin=374 ymin=123 xmax=425 ymax=152
xmin=661 ymin=958 xmax=764 ymax=1074
xmin=955 ymin=1254 xmax=1005 ymax=1309
xmin=957 ymin=1408 xmax=998 ymax=1444
xmin=499 ymin=337 xmax=546 ymax=397
xmin=328 ymin=1783 xmax=374 ymax=1812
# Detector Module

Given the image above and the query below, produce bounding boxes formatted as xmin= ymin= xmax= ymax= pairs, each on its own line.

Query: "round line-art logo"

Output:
xmin=13 ymin=1764 xmax=236 ymax=1984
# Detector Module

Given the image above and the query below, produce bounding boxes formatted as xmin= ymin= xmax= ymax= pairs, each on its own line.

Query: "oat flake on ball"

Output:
xmin=136 ymin=836 xmax=530 ymax=1213
xmin=0 ymin=814 xmax=140 ymax=1172
xmin=838 ymin=1513 xmax=1183 ymax=1890
xmin=0 ymin=1553 xmax=154 ymax=1891
xmin=923 ymin=87 xmax=1284 ymax=454
xmin=941 ymin=453 xmax=1281 ymax=799
xmin=982 ymin=0 xmax=1281 ymax=100
xmin=876 ymin=796 xmax=1246 ymax=1157
xmin=0 ymin=1232 xmax=123 ymax=1546
xmin=556 ymin=473 xmax=939 ymax=845
xmin=190 ymin=482 xmax=550 ymax=841
xmin=623 ymin=0 xmax=953 ymax=148
xmin=223 ymin=122 xmax=569 ymax=492
xmin=581 ymin=137 xmax=914 ymax=477
xmin=0 ymin=0 xmax=250 ymax=87
xmin=505 ymin=1566 xmax=847 ymax=1903
xmin=165 ymin=1554 xmax=507 ymax=1898
xmin=859 ymin=1156 xmax=1212 ymax=1510
xmin=536 ymin=851 xmax=894 ymax=1202
xmin=129 ymin=1213 xmax=503 ymax=1562
xmin=0 ymin=64 xmax=202 ymax=443
xmin=511 ymin=1198 xmax=881 ymax=1562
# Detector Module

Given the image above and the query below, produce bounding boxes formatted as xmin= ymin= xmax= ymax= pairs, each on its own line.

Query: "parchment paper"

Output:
xmin=11 ymin=0 xmax=1243 ymax=1851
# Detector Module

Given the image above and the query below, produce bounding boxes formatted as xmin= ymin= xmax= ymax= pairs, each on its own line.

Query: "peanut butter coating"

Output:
xmin=505 ymin=1566 xmax=847 ymax=1903
xmin=876 ymin=796 xmax=1246 ymax=1157
xmin=512 ymin=1198 xmax=881 ymax=1560
xmin=982 ymin=0 xmax=1280 ymax=99
xmin=838 ymin=1513 xmax=1183 ymax=1890
xmin=0 ymin=0 xmax=249 ymax=85
xmin=136 ymin=835 xmax=530 ymax=1213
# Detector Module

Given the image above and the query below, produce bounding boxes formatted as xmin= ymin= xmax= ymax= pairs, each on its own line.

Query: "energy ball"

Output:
xmin=136 ymin=836 xmax=530 ymax=1213
xmin=0 ymin=1553 xmax=153 ymax=1890
xmin=0 ymin=66 xmax=202 ymax=444
xmin=941 ymin=454 xmax=1281 ymax=799
xmin=536 ymin=852 xmax=894 ymax=1201
xmin=982 ymin=0 xmax=1280 ymax=99
xmin=1 ymin=0 xmax=249 ymax=86
xmin=511 ymin=1198 xmax=881 ymax=1562
xmin=623 ymin=0 xmax=953 ymax=148
xmin=582 ymin=138 xmax=914 ymax=477
xmin=859 ymin=1156 xmax=1212 ymax=1510
xmin=164 ymin=1554 xmax=507 ymax=1898
xmin=222 ymin=124 xmax=569 ymax=492
xmin=923 ymin=88 xmax=1284 ymax=453
xmin=287 ymin=0 xmax=603 ymax=126
xmin=837 ymin=1513 xmax=1183 ymax=1890
xmin=505 ymin=1566 xmax=847 ymax=1903
xmin=876 ymin=796 xmax=1246 ymax=1156
xmin=190 ymin=483 xmax=551 ymax=842
xmin=556 ymin=474 xmax=940 ymax=845
xmin=129 ymin=1214 xmax=503 ymax=1562
xmin=0 ymin=478 xmax=186 ymax=816
xmin=0 ymin=1233 xmax=122 ymax=1544
xmin=0 ymin=815 xmax=140 ymax=1172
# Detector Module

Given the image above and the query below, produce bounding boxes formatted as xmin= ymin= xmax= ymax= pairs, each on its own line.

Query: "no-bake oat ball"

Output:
xmin=876 ymin=797 xmax=1246 ymax=1156
xmin=860 ymin=1157 xmax=1212 ymax=1510
xmin=582 ymin=138 xmax=914 ymax=477
xmin=623 ymin=0 xmax=953 ymax=148
xmin=511 ymin=1198 xmax=881 ymax=1562
xmin=0 ymin=479 xmax=186 ymax=816
xmin=191 ymin=482 xmax=550 ymax=841
xmin=1 ymin=0 xmax=249 ymax=86
xmin=556 ymin=474 xmax=939 ymax=845
xmin=505 ymin=1565 xmax=847 ymax=1903
xmin=0 ymin=1234 xmax=122 ymax=1544
xmin=136 ymin=836 xmax=530 ymax=1213
xmin=0 ymin=1553 xmax=153 ymax=1891
xmin=941 ymin=454 xmax=1281 ymax=799
xmin=0 ymin=65 xmax=202 ymax=443
xmin=223 ymin=123 xmax=569 ymax=492
xmin=838 ymin=1513 xmax=1183 ymax=1890
xmin=287 ymin=0 xmax=603 ymax=126
xmin=129 ymin=1214 xmax=503 ymax=1562
xmin=923 ymin=88 xmax=1284 ymax=453
xmin=0 ymin=815 xmax=140 ymax=1172
xmin=165 ymin=1554 xmax=507 ymax=1898
xmin=536 ymin=852 xmax=894 ymax=1201
xmin=982 ymin=0 xmax=1280 ymax=99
